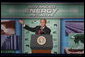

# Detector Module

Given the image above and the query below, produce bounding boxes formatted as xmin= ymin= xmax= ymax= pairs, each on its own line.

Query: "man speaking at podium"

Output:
xmin=19 ymin=19 xmax=52 ymax=53
xmin=19 ymin=19 xmax=51 ymax=35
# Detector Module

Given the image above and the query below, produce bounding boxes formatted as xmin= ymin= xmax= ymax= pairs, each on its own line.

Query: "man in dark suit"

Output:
xmin=19 ymin=19 xmax=51 ymax=35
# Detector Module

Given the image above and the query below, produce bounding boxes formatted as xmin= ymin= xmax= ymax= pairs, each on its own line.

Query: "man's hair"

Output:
xmin=40 ymin=19 xmax=47 ymax=23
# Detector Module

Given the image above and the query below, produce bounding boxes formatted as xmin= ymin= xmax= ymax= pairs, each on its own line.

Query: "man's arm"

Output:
xmin=19 ymin=20 xmax=36 ymax=32
xmin=23 ymin=25 xmax=36 ymax=32
xmin=46 ymin=29 xmax=51 ymax=34
xmin=44 ymin=27 xmax=51 ymax=34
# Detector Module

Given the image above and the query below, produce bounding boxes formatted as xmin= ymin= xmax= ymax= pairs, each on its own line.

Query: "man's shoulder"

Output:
xmin=45 ymin=26 xmax=51 ymax=31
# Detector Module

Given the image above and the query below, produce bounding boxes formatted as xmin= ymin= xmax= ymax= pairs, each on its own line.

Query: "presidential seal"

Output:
xmin=37 ymin=36 xmax=46 ymax=45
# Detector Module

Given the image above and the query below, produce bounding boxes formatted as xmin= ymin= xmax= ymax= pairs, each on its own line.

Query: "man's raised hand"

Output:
xmin=19 ymin=20 xmax=24 ymax=25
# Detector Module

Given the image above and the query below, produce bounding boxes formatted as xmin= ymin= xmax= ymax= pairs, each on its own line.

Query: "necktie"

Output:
xmin=37 ymin=29 xmax=44 ymax=35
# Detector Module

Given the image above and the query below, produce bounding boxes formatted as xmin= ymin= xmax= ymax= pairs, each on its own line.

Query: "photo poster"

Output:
xmin=1 ymin=18 xmax=22 ymax=53
xmin=61 ymin=18 xmax=84 ymax=54
xmin=1 ymin=3 xmax=84 ymax=54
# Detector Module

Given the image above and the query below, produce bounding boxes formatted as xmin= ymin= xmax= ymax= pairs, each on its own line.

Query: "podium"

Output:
xmin=30 ymin=35 xmax=53 ymax=53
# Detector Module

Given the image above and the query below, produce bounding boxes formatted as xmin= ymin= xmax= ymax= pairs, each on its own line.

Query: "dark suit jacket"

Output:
xmin=24 ymin=25 xmax=51 ymax=35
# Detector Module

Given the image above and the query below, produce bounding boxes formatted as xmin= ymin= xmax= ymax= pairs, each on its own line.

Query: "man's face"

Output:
xmin=40 ymin=19 xmax=46 ymax=27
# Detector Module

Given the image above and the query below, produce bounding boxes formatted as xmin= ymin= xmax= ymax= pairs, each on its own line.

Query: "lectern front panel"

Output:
xmin=30 ymin=35 xmax=53 ymax=50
